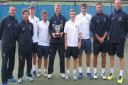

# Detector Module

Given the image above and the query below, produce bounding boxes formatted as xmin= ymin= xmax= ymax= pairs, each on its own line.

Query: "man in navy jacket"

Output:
xmin=107 ymin=0 xmax=128 ymax=84
xmin=0 ymin=6 xmax=18 ymax=85
xmin=17 ymin=9 xmax=34 ymax=83
xmin=48 ymin=3 xmax=66 ymax=79
xmin=90 ymin=2 xmax=109 ymax=80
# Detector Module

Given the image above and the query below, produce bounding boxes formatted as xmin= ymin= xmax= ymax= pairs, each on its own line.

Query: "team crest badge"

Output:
xmin=103 ymin=18 xmax=106 ymax=22
xmin=112 ymin=17 xmax=115 ymax=21
xmin=22 ymin=27 xmax=25 ymax=31
xmin=96 ymin=19 xmax=99 ymax=23
xmin=7 ymin=24 xmax=11 ymax=27
xmin=119 ymin=17 xmax=122 ymax=21
xmin=29 ymin=26 xmax=32 ymax=31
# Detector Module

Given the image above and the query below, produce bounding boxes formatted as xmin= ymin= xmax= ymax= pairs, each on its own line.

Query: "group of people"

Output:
xmin=0 ymin=0 xmax=128 ymax=85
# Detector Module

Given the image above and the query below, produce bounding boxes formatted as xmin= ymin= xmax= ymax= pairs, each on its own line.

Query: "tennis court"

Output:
xmin=0 ymin=0 xmax=128 ymax=85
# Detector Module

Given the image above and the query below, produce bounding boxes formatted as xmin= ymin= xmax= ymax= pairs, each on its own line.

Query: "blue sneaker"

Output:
xmin=8 ymin=77 xmax=16 ymax=83
xmin=86 ymin=73 xmax=93 ymax=80
xmin=78 ymin=73 xmax=83 ymax=79
xmin=3 ymin=83 xmax=8 ymax=85
xmin=32 ymin=70 xmax=37 ymax=77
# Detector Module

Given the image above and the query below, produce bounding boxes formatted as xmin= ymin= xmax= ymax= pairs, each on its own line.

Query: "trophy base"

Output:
xmin=55 ymin=34 xmax=61 ymax=37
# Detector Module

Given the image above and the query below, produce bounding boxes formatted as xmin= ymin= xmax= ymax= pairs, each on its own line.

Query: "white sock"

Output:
xmin=44 ymin=69 xmax=47 ymax=72
xmin=38 ymin=69 xmax=41 ymax=72
xmin=87 ymin=67 xmax=90 ymax=73
xmin=73 ymin=70 xmax=76 ymax=74
xmin=67 ymin=70 xmax=70 ymax=74
xmin=119 ymin=70 xmax=124 ymax=77
xmin=32 ymin=65 xmax=37 ymax=71
xmin=102 ymin=68 xmax=105 ymax=73
xmin=110 ymin=68 xmax=114 ymax=73
xmin=93 ymin=68 xmax=97 ymax=74
xmin=79 ymin=67 xmax=82 ymax=73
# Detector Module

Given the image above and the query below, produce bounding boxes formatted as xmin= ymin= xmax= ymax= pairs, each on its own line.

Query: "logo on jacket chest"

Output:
xmin=119 ymin=17 xmax=122 ymax=21
xmin=7 ymin=23 xmax=11 ymax=27
xmin=103 ymin=18 xmax=106 ymax=22
xmin=112 ymin=17 xmax=115 ymax=21
xmin=29 ymin=26 xmax=32 ymax=31
xmin=96 ymin=19 xmax=100 ymax=23
xmin=22 ymin=25 xmax=32 ymax=31
xmin=22 ymin=27 xmax=25 ymax=31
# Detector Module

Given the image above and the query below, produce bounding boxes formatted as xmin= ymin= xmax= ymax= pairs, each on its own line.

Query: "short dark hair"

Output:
xmin=22 ymin=9 xmax=29 ymax=14
xmin=9 ymin=5 xmax=16 ymax=10
xmin=96 ymin=2 xmax=102 ymax=6
xmin=81 ymin=3 xmax=87 ymax=8
xmin=41 ymin=10 xmax=48 ymax=15
xmin=70 ymin=9 xmax=75 ymax=12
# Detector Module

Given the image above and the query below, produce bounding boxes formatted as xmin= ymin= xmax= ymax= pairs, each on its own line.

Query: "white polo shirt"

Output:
xmin=76 ymin=13 xmax=92 ymax=39
xmin=29 ymin=16 xmax=39 ymax=43
xmin=38 ymin=20 xmax=50 ymax=46
xmin=64 ymin=20 xmax=81 ymax=47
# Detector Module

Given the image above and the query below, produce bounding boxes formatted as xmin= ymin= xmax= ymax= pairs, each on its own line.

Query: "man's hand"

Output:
xmin=100 ymin=37 xmax=105 ymax=43
xmin=98 ymin=37 xmax=104 ymax=44
xmin=64 ymin=43 xmax=67 ymax=50
xmin=98 ymin=32 xmax=107 ymax=44
xmin=60 ymin=32 xmax=63 ymax=38
xmin=52 ymin=33 xmax=57 ymax=38
xmin=78 ymin=42 xmax=81 ymax=49
xmin=96 ymin=34 xmax=104 ymax=44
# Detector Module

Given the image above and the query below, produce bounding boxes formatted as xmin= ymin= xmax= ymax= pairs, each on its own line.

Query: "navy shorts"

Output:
xmin=93 ymin=40 xmax=108 ymax=55
xmin=32 ymin=43 xmax=38 ymax=53
xmin=66 ymin=47 xmax=78 ymax=59
xmin=108 ymin=42 xmax=125 ymax=58
xmin=79 ymin=38 xmax=92 ymax=54
xmin=37 ymin=45 xmax=50 ymax=58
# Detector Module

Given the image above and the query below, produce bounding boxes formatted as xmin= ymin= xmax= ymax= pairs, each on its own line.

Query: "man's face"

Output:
xmin=23 ymin=12 xmax=29 ymax=21
xmin=54 ymin=5 xmax=61 ymax=15
xmin=81 ymin=6 xmax=86 ymax=14
xmin=42 ymin=13 xmax=48 ymax=22
xmin=9 ymin=6 xmax=16 ymax=17
xmin=70 ymin=11 xmax=76 ymax=20
xmin=96 ymin=4 xmax=102 ymax=14
xmin=29 ymin=8 xmax=35 ymax=16
xmin=115 ymin=0 xmax=121 ymax=10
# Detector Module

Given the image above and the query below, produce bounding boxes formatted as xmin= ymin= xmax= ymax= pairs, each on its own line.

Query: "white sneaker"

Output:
xmin=37 ymin=71 xmax=42 ymax=77
xmin=47 ymin=74 xmax=52 ymax=79
xmin=93 ymin=73 xmax=98 ymax=79
xmin=44 ymin=74 xmax=47 ymax=78
xmin=65 ymin=73 xmax=70 ymax=80
xmin=26 ymin=76 xmax=34 ymax=82
xmin=18 ymin=78 xmax=23 ymax=83
xmin=101 ymin=73 xmax=106 ymax=80
xmin=73 ymin=74 xmax=77 ymax=81
xmin=60 ymin=73 xmax=65 ymax=79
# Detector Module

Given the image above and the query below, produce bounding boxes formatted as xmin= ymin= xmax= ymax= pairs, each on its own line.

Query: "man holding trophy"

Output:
xmin=48 ymin=3 xmax=66 ymax=79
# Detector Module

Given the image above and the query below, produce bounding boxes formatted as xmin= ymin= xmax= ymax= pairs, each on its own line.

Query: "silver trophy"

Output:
xmin=54 ymin=25 xmax=61 ymax=37
xmin=52 ymin=22 xmax=63 ymax=37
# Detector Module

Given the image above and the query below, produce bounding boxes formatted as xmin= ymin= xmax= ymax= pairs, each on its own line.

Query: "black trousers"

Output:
xmin=18 ymin=48 xmax=32 ymax=79
xmin=48 ymin=44 xmax=65 ymax=74
xmin=1 ymin=46 xmax=16 ymax=84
